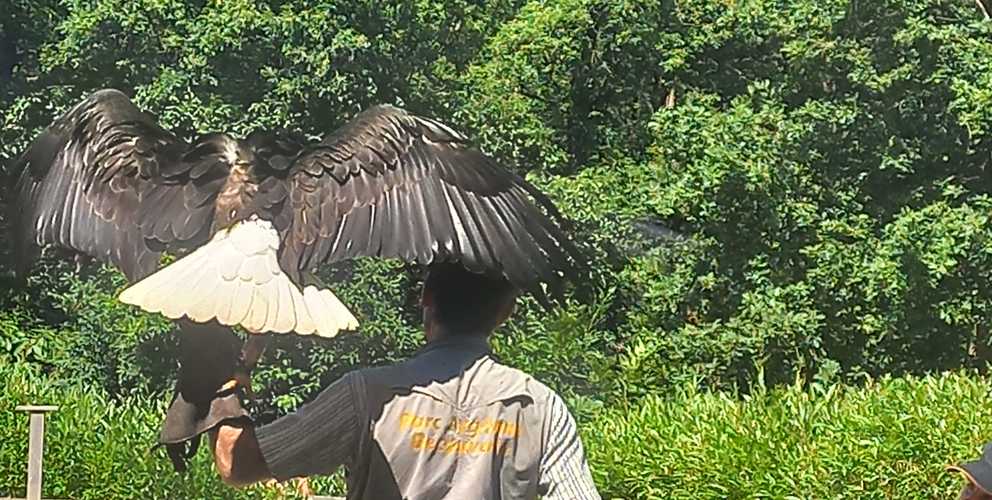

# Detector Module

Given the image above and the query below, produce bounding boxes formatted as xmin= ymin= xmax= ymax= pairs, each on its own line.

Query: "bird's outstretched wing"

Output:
xmin=268 ymin=105 xmax=586 ymax=305
xmin=11 ymin=89 xmax=232 ymax=281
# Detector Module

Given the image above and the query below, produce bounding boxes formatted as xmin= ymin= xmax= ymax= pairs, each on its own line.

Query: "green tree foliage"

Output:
xmin=2 ymin=0 xmax=991 ymax=418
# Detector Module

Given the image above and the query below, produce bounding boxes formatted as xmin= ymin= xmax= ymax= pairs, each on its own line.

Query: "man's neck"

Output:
xmin=423 ymin=330 xmax=491 ymax=348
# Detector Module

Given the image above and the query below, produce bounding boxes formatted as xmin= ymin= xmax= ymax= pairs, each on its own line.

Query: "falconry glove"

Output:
xmin=159 ymin=320 xmax=252 ymax=472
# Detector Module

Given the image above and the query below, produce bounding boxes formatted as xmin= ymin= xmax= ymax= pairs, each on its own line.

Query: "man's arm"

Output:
xmin=209 ymin=371 xmax=365 ymax=487
xmin=210 ymin=422 xmax=273 ymax=486
xmin=538 ymin=393 xmax=601 ymax=500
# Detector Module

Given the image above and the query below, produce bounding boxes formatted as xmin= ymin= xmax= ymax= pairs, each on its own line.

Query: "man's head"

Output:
xmin=420 ymin=263 xmax=518 ymax=341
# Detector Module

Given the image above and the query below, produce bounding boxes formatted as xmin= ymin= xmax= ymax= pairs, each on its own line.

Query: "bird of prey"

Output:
xmin=9 ymin=89 xmax=585 ymax=339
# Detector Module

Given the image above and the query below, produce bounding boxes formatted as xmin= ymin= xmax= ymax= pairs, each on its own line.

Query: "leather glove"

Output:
xmin=159 ymin=320 xmax=252 ymax=472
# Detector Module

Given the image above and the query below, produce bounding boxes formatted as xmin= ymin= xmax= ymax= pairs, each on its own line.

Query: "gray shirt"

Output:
xmin=256 ymin=336 xmax=600 ymax=500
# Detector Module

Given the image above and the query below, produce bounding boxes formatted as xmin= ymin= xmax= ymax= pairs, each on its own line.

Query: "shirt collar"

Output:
xmin=416 ymin=335 xmax=491 ymax=356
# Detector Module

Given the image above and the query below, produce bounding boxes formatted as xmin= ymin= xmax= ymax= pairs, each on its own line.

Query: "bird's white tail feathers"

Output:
xmin=118 ymin=217 xmax=358 ymax=337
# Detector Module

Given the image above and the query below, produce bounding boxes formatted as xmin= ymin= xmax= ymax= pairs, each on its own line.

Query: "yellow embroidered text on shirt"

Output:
xmin=409 ymin=431 xmax=514 ymax=455
xmin=398 ymin=411 xmax=519 ymax=438
xmin=398 ymin=411 xmax=519 ymax=456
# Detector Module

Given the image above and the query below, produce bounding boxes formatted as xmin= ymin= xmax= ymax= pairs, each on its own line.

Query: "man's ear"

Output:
xmin=421 ymin=286 xmax=434 ymax=307
xmin=494 ymin=294 xmax=517 ymax=327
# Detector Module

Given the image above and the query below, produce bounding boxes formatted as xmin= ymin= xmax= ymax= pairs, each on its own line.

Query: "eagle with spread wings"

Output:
xmin=10 ymin=89 xmax=586 ymax=340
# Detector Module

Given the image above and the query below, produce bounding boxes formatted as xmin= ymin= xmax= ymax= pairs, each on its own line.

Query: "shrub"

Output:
xmin=0 ymin=360 xmax=346 ymax=499
xmin=584 ymin=371 xmax=992 ymax=499
xmin=3 ymin=357 xmax=991 ymax=499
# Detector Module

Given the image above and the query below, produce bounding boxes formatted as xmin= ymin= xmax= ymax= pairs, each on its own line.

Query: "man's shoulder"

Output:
xmin=479 ymin=357 xmax=560 ymax=406
xmin=347 ymin=362 xmax=399 ymax=388
xmin=347 ymin=353 xmax=560 ymax=407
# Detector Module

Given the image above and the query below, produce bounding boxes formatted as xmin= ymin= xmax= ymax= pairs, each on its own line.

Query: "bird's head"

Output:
xmin=244 ymin=129 xmax=306 ymax=176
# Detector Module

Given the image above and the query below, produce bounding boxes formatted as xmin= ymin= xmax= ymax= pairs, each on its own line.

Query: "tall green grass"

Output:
xmin=0 ymin=364 xmax=255 ymax=499
xmin=3 ymin=360 xmax=989 ymax=499
xmin=0 ymin=363 xmax=344 ymax=499
xmin=584 ymin=373 xmax=992 ymax=499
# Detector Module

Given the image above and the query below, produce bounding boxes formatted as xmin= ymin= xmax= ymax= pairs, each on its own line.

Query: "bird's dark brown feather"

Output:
xmin=266 ymin=105 xmax=586 ymax=302
xmin=12 ymin=91 xmax=585 ymax=304
xmin=11 ymin=89 xmax=231 ymax=281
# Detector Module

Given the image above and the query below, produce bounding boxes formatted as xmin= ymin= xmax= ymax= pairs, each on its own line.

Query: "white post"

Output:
xmin=15 ymin=405 xmax=58 ymax=500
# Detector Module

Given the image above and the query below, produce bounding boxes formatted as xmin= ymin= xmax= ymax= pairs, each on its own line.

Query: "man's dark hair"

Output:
xmin=422 ymin=263 xmax=517 ymax=335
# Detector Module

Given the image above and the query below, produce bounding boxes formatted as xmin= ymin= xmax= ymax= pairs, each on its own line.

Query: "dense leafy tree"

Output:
xmin=1 ymin=0 xmax=991 ymax=421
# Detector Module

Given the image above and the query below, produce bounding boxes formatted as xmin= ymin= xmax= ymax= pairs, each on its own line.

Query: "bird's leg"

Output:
xmin=241 ymin=333 xmax=270 ymax=369
xmin=236 ymin=333 xmax=271 ymax=400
